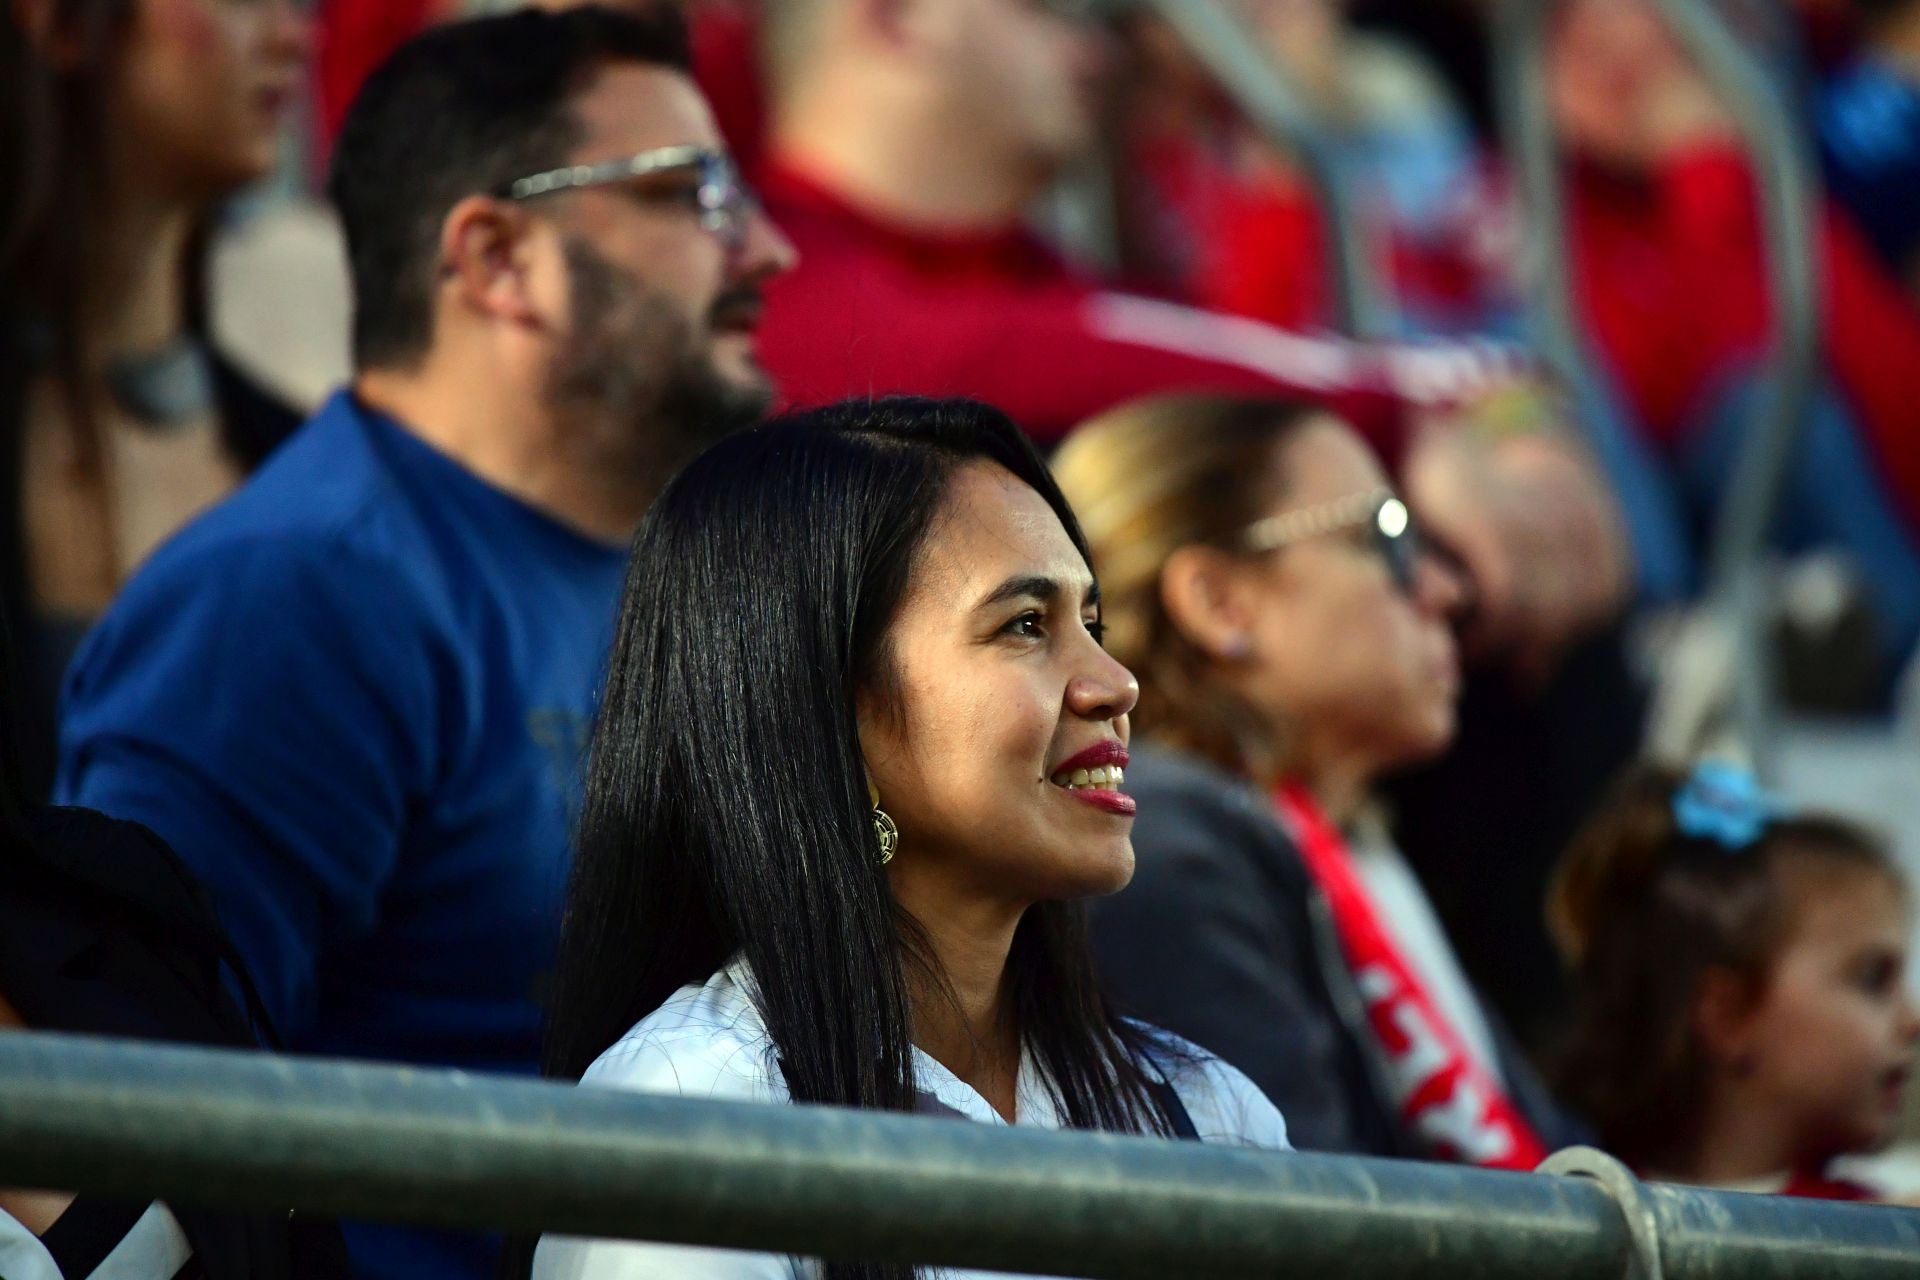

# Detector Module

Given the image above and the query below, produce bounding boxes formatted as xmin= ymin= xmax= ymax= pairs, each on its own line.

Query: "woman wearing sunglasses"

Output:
xmin=1052 ymin=394 xmax=1581 ymax=1167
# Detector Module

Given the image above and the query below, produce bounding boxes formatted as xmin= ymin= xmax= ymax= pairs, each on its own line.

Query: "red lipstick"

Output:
xmin=1048 ymin=740 xmax=1135 ymax=817
xmin=1052 ymin=740 xmax=1129 ymax=775
xmin=1068 ymin=789 xmax=1137 ymax=816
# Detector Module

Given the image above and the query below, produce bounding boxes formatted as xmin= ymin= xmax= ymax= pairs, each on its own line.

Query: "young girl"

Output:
xmin=1550 ymin=761 xmax=1920 ymax=1198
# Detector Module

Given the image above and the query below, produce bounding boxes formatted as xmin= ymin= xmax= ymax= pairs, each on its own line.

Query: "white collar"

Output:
xmin=717 ymin=953 xmax=1062 ymax=1128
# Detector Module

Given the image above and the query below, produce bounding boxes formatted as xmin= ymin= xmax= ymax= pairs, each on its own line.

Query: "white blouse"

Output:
xmin=533 ymin=958 xmax=1290 ymax=1280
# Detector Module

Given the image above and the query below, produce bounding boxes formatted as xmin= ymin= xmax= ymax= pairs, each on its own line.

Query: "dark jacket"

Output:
xmin=1089 ymin=743 xmax=1583 ymax=1159
xmin=0 ymin=805 xmax=350 ymax=1280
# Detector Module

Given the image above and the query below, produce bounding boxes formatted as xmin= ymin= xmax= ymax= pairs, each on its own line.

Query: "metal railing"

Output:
xmin=1492 ymin=0 xmax=1824 ymax=770
xmin=1134 ymin=0 xmax=1395 ymax=338
xmin=2 ymin=1031 xmax=1919 ymax=1278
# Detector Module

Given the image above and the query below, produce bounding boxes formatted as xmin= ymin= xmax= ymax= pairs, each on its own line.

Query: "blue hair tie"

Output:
xmin=1672 ymin=761 xmax=1782 ymax=851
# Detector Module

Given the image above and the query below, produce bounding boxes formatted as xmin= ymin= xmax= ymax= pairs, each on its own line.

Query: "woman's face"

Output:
xmin=1231 ymin=419 xmax=1463 ymax=779
xmin=109 ymin=0 xmax=310 ymax=199
xmin=859 ymin=461 xmax=1140 ymax=908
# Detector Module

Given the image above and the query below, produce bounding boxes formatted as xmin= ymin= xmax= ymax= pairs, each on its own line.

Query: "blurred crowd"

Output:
xmin=3 ymin=1 xmax=1920 ymax=1278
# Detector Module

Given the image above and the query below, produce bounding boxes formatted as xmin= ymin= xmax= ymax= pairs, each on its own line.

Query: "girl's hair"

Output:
xmin=1050 ymin=393 xmax=1325 ymax=780
xmin=543 ymin=397 xmax=1174 ymax=1280
xmin=1547 ymin=762 xmax=1902 ymax=1171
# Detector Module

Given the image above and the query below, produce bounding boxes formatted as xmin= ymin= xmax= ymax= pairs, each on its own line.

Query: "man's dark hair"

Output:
xmin=328 ymin=5 xmax=692 ymax=372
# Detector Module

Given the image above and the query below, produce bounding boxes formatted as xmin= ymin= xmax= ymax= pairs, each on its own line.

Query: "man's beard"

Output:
xmin=544 ymin=238 xmax=774 ymax=487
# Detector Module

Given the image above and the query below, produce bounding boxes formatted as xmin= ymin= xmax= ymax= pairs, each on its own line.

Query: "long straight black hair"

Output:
xmin=542 ymin=397 xmax=1174 ymax=1279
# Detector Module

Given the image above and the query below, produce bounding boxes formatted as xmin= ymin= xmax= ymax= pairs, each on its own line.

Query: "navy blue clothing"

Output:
xmin=1819 ymin=57 xmax=1920 ymax=282
xmin=57 ymin=390 xmax=627 ymax=1280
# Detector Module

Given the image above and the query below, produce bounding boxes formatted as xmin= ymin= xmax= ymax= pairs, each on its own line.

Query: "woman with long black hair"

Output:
xmin=531 ymin=398 xmax=1288 ymax=1280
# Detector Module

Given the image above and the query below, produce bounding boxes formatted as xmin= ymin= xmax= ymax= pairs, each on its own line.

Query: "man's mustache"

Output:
xmin=709 ymin=286 xmax=766 ymax=330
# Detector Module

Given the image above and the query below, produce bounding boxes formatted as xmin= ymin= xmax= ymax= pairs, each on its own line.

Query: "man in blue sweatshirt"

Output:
xmin=56 ymin=8 xmax=795 ymax=1277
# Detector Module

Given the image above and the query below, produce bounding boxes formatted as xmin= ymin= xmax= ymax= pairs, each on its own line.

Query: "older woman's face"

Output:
xmin=1236 ymin=420 xmax=1463 ymax=778
xmin=858 ymin=461 xmax=1140 ymax=908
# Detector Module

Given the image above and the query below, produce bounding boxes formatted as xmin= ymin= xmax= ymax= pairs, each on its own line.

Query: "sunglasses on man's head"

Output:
xmin=1240 ymin=487 xmax=1422 ymax=595
xmin=496 ymin=145 xmax=757 ymax=251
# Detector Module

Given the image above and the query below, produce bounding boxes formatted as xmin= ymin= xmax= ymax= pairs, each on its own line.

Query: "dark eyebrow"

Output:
xmin=976 ymin=575 xmax=1100 ymax=612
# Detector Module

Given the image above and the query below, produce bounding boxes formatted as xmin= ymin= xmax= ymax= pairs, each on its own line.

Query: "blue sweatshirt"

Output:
xmin=58 ymin=390 xmax=629 ymax=1279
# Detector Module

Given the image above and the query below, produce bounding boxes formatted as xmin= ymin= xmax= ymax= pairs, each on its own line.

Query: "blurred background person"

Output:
xmin=0 ymin=0 xmax=311 ymax=796
xmin=531 ymin=398 xmax=1287 ymax=1280
xmin=1053 ymin=393 xmax=1580 ymax=1163
xmin=1550 ymin=762 xmax=1920 ymax=1198
xmin=1115 ymin=0 xmax=1512 ymax=336
xmin=57 ymin=8 xmax=792 ymax=1277
xmin=1549 ymin=0 xmax=1920 ymax=690
xmin=755 ymin=0 xmax=1626 ymax=680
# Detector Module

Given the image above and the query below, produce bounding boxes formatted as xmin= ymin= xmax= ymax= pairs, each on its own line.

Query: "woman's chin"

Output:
xmin=1047 ymin=843 xmax=1137 ymax=901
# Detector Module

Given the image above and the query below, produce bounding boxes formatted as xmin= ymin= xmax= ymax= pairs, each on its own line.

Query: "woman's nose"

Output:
xmin=1066 ymin=650 xmax=1140 ymax=724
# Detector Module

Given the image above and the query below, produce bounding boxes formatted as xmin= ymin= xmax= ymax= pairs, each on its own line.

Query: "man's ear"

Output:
xmin=1693 ymin=964 xmax=1766 ymax=1076
xmin=1160 ymin=544 xmax=1258 ymax=662
xmin=438 ymin=196 xmax=547 ymax=331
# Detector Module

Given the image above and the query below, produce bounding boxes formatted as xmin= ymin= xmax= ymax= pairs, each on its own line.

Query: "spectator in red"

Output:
xmin=1115 ymin=1 xmax=1513 ymax=337
xmin=1547 ymin=0 xmax=1920 ymax=677
xmin=753 ymin=0 xmax=1627 ymax=673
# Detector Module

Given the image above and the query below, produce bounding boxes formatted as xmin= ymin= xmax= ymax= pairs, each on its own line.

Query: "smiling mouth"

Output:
xmin=1049 ymin=763 xmax=1126 ymax=791
xmin=1046 ymin=761 xmax=1135 ymax=816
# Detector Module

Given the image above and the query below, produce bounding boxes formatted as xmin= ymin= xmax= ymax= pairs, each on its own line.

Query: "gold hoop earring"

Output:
xmin=867 ymin=776 xmax=898 ymax=866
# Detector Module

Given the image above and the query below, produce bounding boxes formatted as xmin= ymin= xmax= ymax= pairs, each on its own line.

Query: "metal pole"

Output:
xmin=3 ymin=1034 xmax=1920 ymax=1278
xmin=1644 ymin=0 xmax=1823 ymax=775
xmin=1136 ymin=0 xmax=1395 ymax=339
xmin=1489 ymin=0 xmax=1586 ymax=390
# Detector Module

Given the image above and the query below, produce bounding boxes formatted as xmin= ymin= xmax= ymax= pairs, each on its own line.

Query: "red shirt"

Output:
xmin=1130 ymin=126 xmax=1920 ymax=531
xmin=1781 ymin=1169 xmax=1878 ymax=1201
xmin=1569 ymin=146 xmax=1920 ymax=527
xmin=752 ymin=160 xmax=1537 ymax=459
xmin=1135 ymin=130 xmax=1501 ymax=335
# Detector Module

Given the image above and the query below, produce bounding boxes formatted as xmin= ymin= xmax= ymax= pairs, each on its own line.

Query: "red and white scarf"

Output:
xmin=1275 ymin=781 xmax=1549 ymax=1171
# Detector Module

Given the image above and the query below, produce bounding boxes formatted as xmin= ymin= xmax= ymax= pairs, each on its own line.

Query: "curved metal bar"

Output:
xmin=1490 ymin=0 xmax=1586 ymax=389
xmin=7 ymin=1033 xmax=1920 ymax=1278
xmin=1645 ymin=0 xmax=1824 ymax=772
xmin=1134 ymin=0 xmax=1395 ymax=338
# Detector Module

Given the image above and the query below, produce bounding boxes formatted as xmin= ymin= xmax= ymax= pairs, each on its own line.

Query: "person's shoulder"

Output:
xmin=190 ymin=388 xmax=393 ymax=522
xmin=1134 ymin=1025 xmax=1291 ymax=1152
xmin=581 ymin=967 xmax=783 ymax=1105
xmin=95 ymin=396 xmax=445 ymax=638
xmin=1126 ymin=745 xmax=1296 ymax=862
